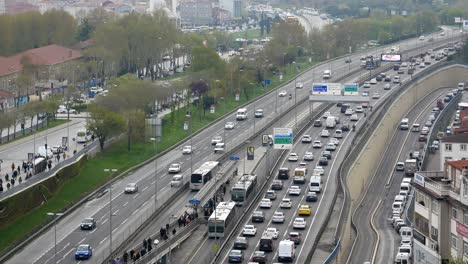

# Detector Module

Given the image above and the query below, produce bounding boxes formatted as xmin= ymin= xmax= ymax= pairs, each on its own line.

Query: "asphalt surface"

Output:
xmin=348 ymin=56 xmax=459 ymax=262
xmin=7 ymin=27 xmax=460 ymax=264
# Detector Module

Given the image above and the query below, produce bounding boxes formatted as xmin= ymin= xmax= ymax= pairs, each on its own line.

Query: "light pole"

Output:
xmin=293 ymin=61 xmax=297 ymax=130
xmin=47 ymin=212 xmax=64 ymax=264
xmin=243 ymin=140 xmax=251 ymax=175
xmin=150 ymin=138 xmax=158 ymax=207
xmin=104 ymin=168 xmax=117 ymax=257
xmin=250 ymin=82 xmax=256 ymax=136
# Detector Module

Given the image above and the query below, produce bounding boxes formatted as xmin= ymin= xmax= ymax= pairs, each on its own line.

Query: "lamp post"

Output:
xmin=293 ymin=61 xmax=297 ymax=130
xmin=243 ymin=140 xmax=251 ymax=175
xmin=47 ymin=212 xmax=64 ymax=264
xmin=149 ymin=138 xmax=159 ymax=207
xmin=104 ymin=168 xmax=117 ymax=257
xmin=250 ymin=82 xmax=256 ymax=135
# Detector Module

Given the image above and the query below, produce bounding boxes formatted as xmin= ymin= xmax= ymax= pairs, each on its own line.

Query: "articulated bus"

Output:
xmin=231 ymin=174 xmax=257 ymax=206
xmin=207 ymin=201 xmax=237 ymax=238
xmin=190 ymin=161 xmax=220 ymax=191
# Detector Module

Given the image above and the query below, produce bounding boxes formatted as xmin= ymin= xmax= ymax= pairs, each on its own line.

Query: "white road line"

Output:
xmin=99 ymin=215 xmax=106 ymax=221
xmin=121 ymin=218 xmax=128 ymax=226
xmin=62 ymin=248 xmax=74 ymax=260
xmin=132 ymin=209 xmax=140 ymax=216
xmin=90 ymin=227 xmax=97 ymax=234
xmin=78 ymin=237 xmax=86 ymax=244
xmin=142 ymin=186 xmax=149 ymax=192
xmin=123 ymin=201 xmax=129 ymax=207
xmin=56 ymin=243 xmax=70 ymax=254
xmin=113 ymin=209 xmax=119 ymax=215
xmin=101 ymin=218 xmax=108 ymax=225
xmin=99 ymin=237 xmax=108 ymax=245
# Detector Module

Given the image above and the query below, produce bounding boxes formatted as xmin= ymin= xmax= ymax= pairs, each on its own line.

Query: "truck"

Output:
xmin=309 ymin=176 xmax=322 ymax=193
xmin=236 ymin=108 xmax=248 ymax=120
xmin=278 ymin=240 xmax=295 ymax=262
xmin=293 ymin=168 xmax=307 ymax=184
xmin=326 ymin=116 xmax=336 ymax=129
xmin=404 ymin=159 xmax=418 ymax=176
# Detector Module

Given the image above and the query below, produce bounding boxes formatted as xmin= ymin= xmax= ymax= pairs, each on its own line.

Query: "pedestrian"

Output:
xmin=129 ymin=249 xmax=135 ymax=260
xmin=18 ymin=176 xmax=22 ymax=184
xmin=73 ymin=150 xmax=77 ymax=155
xmin=172 ymin=228 xmax=176 ymax=236
xmin=48 ymin=160 xmax=52 ymax=170
xmin=147 ymin=242 xmax=153 ymax=252
xmin=57 ymin=154 xmax=60 ymax=162
xmin=63 ymin=152 xmax=67 ymax=160
xmin=143 ymin=239 xmax=148 ymax=250
xmin=5 ymin=174 xmax=9 ymax=182
xmin=122 ymin=251 xmax=129 ymax=263
xmin=28 ymin=172 xmax=32 ymax=178
xmin=12 ymin=170 xmax=17 ymax=178
xmin=55 ymin=155 xmax=58 ymax=162
xmin=11 ymin=162 xmax=15 ymax=172
xmin=17 ymin=165 xmax=20 ymax=174
xmin=140 ymin=247 xmax=146 ymax=257
xmin=147 ymin=237 xmax=152 ymax=247
xmin=223 ymin=185 xmax=226 ymax=195
xmin=7 ymin=182 xmax=10 ymax=190
xmin=92 ymin=134 xmax=95 ymax=141
xmin=114 ymin=257 xmax=121 ymax=264
xmin=134 ymin=252 xmax=140 ymax=260
xmin=159 ymin=227 xmax=163 ymax=237
xmin=0 ymin=185 xmax=3 ymax=193
xmin=10 ymin=178 xmax=15 ymax=186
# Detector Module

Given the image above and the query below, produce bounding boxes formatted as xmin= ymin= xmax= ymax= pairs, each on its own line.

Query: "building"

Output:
xmin=233 ymin=0 xmax=240 ymax=18
xmin=179 ymin=0 xmax=213 ymax=26
xmin=440 ymin=133 xmax=468 ymax=169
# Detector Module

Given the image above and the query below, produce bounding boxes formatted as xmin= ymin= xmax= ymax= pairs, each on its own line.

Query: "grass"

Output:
xmin=0 ymin=57 xmax=318 ymax=254
xmin=0 ymin=119 xmax=69 ymax=146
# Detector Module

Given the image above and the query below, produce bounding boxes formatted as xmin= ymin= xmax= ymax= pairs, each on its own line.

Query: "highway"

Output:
xmin=347 ymin=63 xmax=458 ymax=261
xmin=6 ymin=27 xmax=461 ymax=264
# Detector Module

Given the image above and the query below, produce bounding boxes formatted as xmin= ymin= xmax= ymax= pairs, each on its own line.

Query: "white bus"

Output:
xmin=207 ymin=201 xmax=237 ymax=238
xmin=190 ymin=161 xmax=220 ymax=191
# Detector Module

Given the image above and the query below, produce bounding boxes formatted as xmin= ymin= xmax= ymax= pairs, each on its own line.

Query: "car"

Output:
xmin=330 ymin=137 xmax=339 ymax=146
xmin=419 ymin=63 xmax=426 ymax=68
xmin=182 ymin=145 xmax=192 ymax=154
xmin=319 ymin=157 xmax=328 ymax=166
xmin=345 ymin=109 xmax=354 ymax=115
xmin=320 ymin=130 xmax=330 ymax=137
xmin=341 ymin=123 xmax=350 ymax=131
xmin=440 ymin=31 xmax=446 ymax=36
xmin=289 ymin=186 xmax=301 ymax=195
xmin=233 ymin=237 xmax=248 ymax=250
xmin=350 ymin=114 xmax=359 ymax=121
xmin=401 ymin=62 xmax=408 ymax=68
xmin=306 ymin=192 xmax=318 ymax=202
xmin=370 ymin=78 xmax=377 ymax=85
xmin=303 ymin=152 xmax=314 ymax=161
xmin=225 ymin=122 xmax=235 ymax=130
xmin=255 ymin=109 xmax=264 ymax=118
xmin=293 ymin=218 xmax=307 ymax=229
xmin=243 ymin=225 xmax=257 ymax=236
xmin=345 ymin=57 xmax=352 ymax=63
xmin=75 ymin=244 xmax=93 ymax=260
xmin=363 ymin=82 xmax=371 ymax=88
xmin=314 ymin=166 xmax=325 ymax=176
xmin=323 ymin=112 xmax=331 ymax=119
xmin=80 ymin=218 xmax=96 ymax=230
xmin=355 ymin=106 xmax=364 ymax=113
xmin=272 ymin=212 xmax=285 ymax=224
xmin=280 ymin=198 xmax=292 ymax=209
xmin=264 ymin=227 xmax=280 ymax=239
xmin=168 ymin=163 xmax=181 ymax=173
xmin=372 ymin=92 xmax=380 ymax=99
xmin=252 ymin=211 xmax=265 ymax=223
xmin=251 ymin=251 xmax=267 ymax=263
xmin=419 ymin=35 xmax=425 ymax=41
xmin=124 ymin=183 xmax=138 ymax=194
xmin=211 ymin=136 xmax=223 ymax=145
xmin=271 ymin=180 xmax=283 ymax=190
xmin=398 ymin=68 xmax=405 ymax=74
xmin=425 ymin=120 xmax=432 ymax=127
xmin=384 ymin=83 xmax=391 ymax=90
xmin=229 ymin=249 xmax=244 ymax=263
xmin=421 ymin=126 xmax=430 ymax=135
xmin=396 ymin=162 xmax=405 ymax=171
xmin=58 ymin=108 xmax=78 ymax=114
xmin=298 ymin=205 xmax=312 ymax=216
xmin=288 ymin=153 xmax=299 ymax=161
xmin=170 ymin=174 xmax=183 ymax=187
xmin=333 ymin=129 xmax=343 ymax=139
xmin=393 ymin=76 xmax=400 ymax=83
xmin=313 ymin=140 xmax=322 ymax=148
xmin=265 ymin=190 xmax=277 ymax=200
xmin=418 ymin=134 xmax=427 ymax=142
xmin=314 ymin=119 xmax=323 ymax=127
xmin=325 ymin=142 xmax=336 ymax=151
xmin=259 ymin=198 xmax=272 ymax=208
xmin=288 ymin=232 xmax=302 ymax=245
xmin=384 ymin=76 xmax=392 ymax=82
xmin=376 ymin=75 xmax=383 ymax=82
xmin=278 ymin=91 xmax=287 ymax=97
xmin=302 ymin=135 xmax=312 ymax=143
xmin=362 ymin=91 xmax=369 ymax=97
xmin=322 ymin=151 xmax=332 ymax=160
xmin=50 ymin=145 xmax=63 ymax=154
xmin=296 ymin=82 xmax=304 ymax=89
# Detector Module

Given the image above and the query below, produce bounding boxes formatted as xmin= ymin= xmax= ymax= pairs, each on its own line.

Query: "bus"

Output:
xmin=190 ymin=161 xmax=220 ymax=191
xmin=207 ymin=201 xmax=237 ymax=238
xmin=231 ymin=174 xmax=257 ymax=206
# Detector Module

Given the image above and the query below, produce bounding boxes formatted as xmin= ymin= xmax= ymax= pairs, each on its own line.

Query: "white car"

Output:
xmin=333 ymin=129 xmax=343 ymax=139
xmin=124 ymin=183 xmax=138 ymax=194
xmin=384 ymin=83 xmax=391 ymax=90
xmin=243 ymin=225 xmax=257 ymax=236
xmin=58 ymin=108 xmax=78 ymax=114
xmin=211 ymin=136 xmax=223 ymax=145
xmin=278 ymin=91 xmax=287 ymax=97
xmin=301 ymin=135 xmax=312 ymax=143
xmin=372 ymin=92 xmax=380 ymax=99
xmin=313 ymin=140 xmax=322 ymax=148
xmin=314 ymin=166 xmax=325 ymax=176
xmin=355 ymin=106 xmax=364 ymax=113
xmin=320 ymin=130 xmax=330 ymax=137
xmin=182 ymin=146 xmax=192 ymax=154
xmin=259 ymin=198 xmax=272 ymax=208
xmin=168 ymin=163 xmax=181 ymax=173
xmin=288 ymin=153 xmax=299 ymax=161
xmin=296 ymin=82 xmax=304 ymax=89
xmin=303 ymin=152 xmax=314 ymax=161
xmin=370 ymin=78 xmax=377 ymax=84
xmin=322 ymin=112 xmax=331 ymax=119
xmin=325 ymin=142 xmax=336 ymax=151
xmin=288 ymin=186 xmax=301 ymax=195
xmin=293 ymin=218 xmax=307 ymax=229
xmin=350 ymin=114 xmax=359 ymax=121
xmin=329 ymin=137 xmax=339 ymax=145
xmin=264 ymin=227 xmax=279 ymax=239
xmin=345 ymin=109 xmax=354 ymax=115
xmin=225 ymin=122 xmax=235 ymax=130
xmin=419 ymin=35 xmax=425 ymax=41
xmin=425 ymin=120 xmax=432 ymax=127
xmin=280 ymin=198 xmax=292 ymax=209
xmin=363 ymin=82 xmax=371 ymax=88
xmin=272 ymin=212 xmax=285 ymax=224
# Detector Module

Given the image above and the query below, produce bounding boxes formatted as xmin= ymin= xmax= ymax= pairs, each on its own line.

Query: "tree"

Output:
xmin=190 ymin=79 xmax=209 ymax=117
xmin=87 ymin=104 xmax=125 ymax=150
xmin=77 ymin=18 xmax=94 ymax=41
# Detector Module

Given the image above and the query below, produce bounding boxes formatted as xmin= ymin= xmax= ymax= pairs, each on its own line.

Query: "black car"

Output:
xmin=271 ymin=180 xmax=283 ymax=190
xmin=319 ymin=157 xmax=328 ymax=166
xmin=277 ymin=168 xmax=290 ymax=180
xmin=251 ymin=251 xmax=267 ymax=264
xmin=336 ymin=102 xmax=343 ymax=107
xmin=393 ymin=64 xmax=400 ymax=71
xmin=80 ymin=218 xmax=96 ymax=230
xmin=252 ymin=211 xmax=265 ymax=223
xmin=375 ymin=75 xmax=383 ymax=81
xmin=322 ymin=151 xmax=332 ymax=160
xmin=384 ymin=76 xmax=391 ymax=82
xmin=233 ymin=237 xmax=248 ymax=250
xmin=306 ymin=192 xmax=318 ymax=202
xmin=341 ymin=123 xmax=350 ymax=132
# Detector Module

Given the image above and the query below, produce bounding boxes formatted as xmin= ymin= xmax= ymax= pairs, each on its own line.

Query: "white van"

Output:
xmin=392 ymin=201 xmax=404 ymax=215
xmin=309 ymin=176 xmax=322 ymax=193
xmin=37 ymin=146 xmax=53 ymax=159
xmin=326 ymin=116 xmax=336 ymax=128
xmin=236 ymin=108 xmax=248 ymax=120
xmin=400 ymin=182 xmax=411 ymax=193
xmin=458 ymin=82 xmax=465 ymax=91
xmin=76 ymin=130 xmax=91 ymax=143
xmin=411 ymin=123 xmax=420 ymax=132
xmin=400 ymin=118 xmax=409 ymax=130
xmin=393 ymin=75 xmax=401 ymax=84
xmin=323 ymin=70 xmax=332 ymax=79
xmin=278 ymin=240 xmax=295 ymax=262
xmin=402 ymin=178 xmax=412 ymax=184
xmin=394 ymin=195 xmax=406 ymax=206
xmin=400 ymin=226 xmax=413 ymax=240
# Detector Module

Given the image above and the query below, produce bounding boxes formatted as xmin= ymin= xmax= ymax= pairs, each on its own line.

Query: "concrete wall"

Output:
xmin=340 ymin=64 xmax=468 ymax=259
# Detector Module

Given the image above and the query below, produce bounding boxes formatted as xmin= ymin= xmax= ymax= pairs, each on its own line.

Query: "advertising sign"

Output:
xmin=343 ymin=83 xmax=359 ymax=95
xmin=274 ymin=128 xmax=293 ymax=149
xmin=62 ymin=136 xmax=68 ymax=147
xmin=455 ymin=17 xmax=462 ymax=23
xmin=414 ymin=173 xmax=425 ymax=187
xmin=235 ymin=93 xmax=240 ymax=101
xmin=247 ymin=146 xmax=254 ymax=160
xmin=210 ymin=105 xmax=215 ymax=114
xmin=381 ymin=53 xmax=402 ymax=62
xmin=184 ymin=121 xmax=189 ymax=131
xmin=457 ymin=222 xmax=468 ymax=238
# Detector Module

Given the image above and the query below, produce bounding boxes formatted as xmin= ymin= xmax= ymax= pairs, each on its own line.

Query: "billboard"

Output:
xmin=311 ymin=83 xmax=341 ymax=95
xmin=464 ymin=20 xmax=468 ymax=30
xmin=455 ymin=17 xmax=462 ymax=23
xmin=381 ymin=53 xmax=402 ymax=62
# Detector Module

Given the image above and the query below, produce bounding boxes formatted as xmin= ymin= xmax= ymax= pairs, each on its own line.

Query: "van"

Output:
xmin=236 ymin=108 xmax=248 ymax=120
xmin=309 ymin=176 xmax=322 ymax=193
xmin=402 ymin=178 xmax=412 ymax=185
xmin=323 ymin=70 xmax=332 ymax=79
xmin=400 ymin=118 xmax=409 ymax=130
xmin=293 ymin=168 xmax=307 ymax=184
xmin=400 ymin=226 xmax=413 ymax=240
xmin=400 ymin=182 xmax=411 ymax=192
xmin=170 ymin=174 xmax=183 ymax=187
xmin=214 ymin=143 xmax=225 ymax=153
xmin=392 ymin=201 xmax=404 ymax=215
xmin=411 ymin=123 xmax=420 ymax=132
xmin=398 ymin=245 xmax=412 ymax=255
xmin=259 ymin=235 xmax=274 ymax=252
xmin=37 ymin=146 xmax=53 ymax=159
xmin=394 ymin=195 xmax=406 ymax=206
xmin=459 ymin=82 xmax=466 ymax=91
xmin=278 ymin=240 xmax=295 ymax=262
xmin=326 ymin=116 xmax=336 ymax=128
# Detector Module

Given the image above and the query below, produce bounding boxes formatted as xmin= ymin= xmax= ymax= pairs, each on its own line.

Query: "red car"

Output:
xmin=418 ymin=135 xmax=427 ymax=142
xmin=251 ymin=251 xmax=267 ymax=263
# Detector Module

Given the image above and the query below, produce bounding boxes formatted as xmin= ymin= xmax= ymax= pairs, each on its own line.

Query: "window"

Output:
xmin=446 ymin=144 xmax=452 ymax=151
xmin=432 ymin=199 xmax=440 ymax=214
xmin=431 ymin=226 xmax=438 ymax=241
xmin=461 ymin=144 xmax=467 ymax=151
xmin=464 ymin=241 xmax=468 ymax=257
xmin=417 ymin=190 xmax=427 ymax=207
xmin=452 ymin=233 xmax=458 ymax=249
xmin=464 ymin=212 xmax=468 ymax=225
xmin=452 ymin=207 xmax=458 ymax=220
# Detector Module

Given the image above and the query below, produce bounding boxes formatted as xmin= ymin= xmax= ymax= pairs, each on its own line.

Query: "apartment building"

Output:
xmin=440 ymin=133 xmax=468 ymax=169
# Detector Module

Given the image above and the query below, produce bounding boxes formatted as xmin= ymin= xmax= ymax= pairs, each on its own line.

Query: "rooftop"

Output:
xmin=447 ymin=160 xmax=468 ymax=171
xmin=441 ymin=133 xmax=468 ymax=143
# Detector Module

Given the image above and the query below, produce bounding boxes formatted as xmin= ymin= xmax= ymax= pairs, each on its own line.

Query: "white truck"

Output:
xmin=293 ymin=168 xmax=307 ymax=184
xmin=323 ymin=70 xmax=332 ymax=79
xmin=404 ymin=159 xmax=417 ymax=176
xmin=236 ymin=108 xmax=248 ymax=120
xmin=309 ymin=176 xmax=322 ymax=193
xmin=278 ymin=240 xmax=295 ymax=262
xmin=326 ymin=116 xmax=336 ymax=129
xmin=395 ymin=252 xmax=412 ymax=264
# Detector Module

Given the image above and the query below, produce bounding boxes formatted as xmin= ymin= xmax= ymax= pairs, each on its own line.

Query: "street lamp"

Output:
xmin=149 ymin=138 xmax=159 ymax=207
xmin=243 ymin=140 xmax=251 ymax=175
xmin=104 ymin=168 xmax=117 ymax=257
xmin=292 ymin=61 xmax=297 ymax=130
xmin=250 ymin=82 xmax=256 ymax=135
xmin=47 ymin=212 xmax=64 ymax=264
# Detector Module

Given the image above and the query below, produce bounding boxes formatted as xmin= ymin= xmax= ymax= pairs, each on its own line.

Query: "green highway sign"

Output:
xmin=273 ymin=128 xmax=293 ymax=149
xmin=343 ymin=83 xmax=359 ymax=95
xmin=274 ymin=138 xmax=292 ymax=144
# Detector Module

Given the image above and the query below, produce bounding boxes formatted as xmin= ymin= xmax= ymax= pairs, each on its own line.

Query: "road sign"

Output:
xmin=247 ymin=146 xmax=254 ymax=160
xmin=464 ymin=20 xmax=468 ymax=30
xmin=230 ymin=156 xmax=240 ymax=161
xmin=343 ymin=83 xmax=359 ymax=95
xmin=274 ymin=128 xmax=293 ymax=149
xmin=312 ymin=84 xmax=327 ymax=93
xmin=235 ymin=93 xmax=240 ymax=101
xmin=265 ymin=79 xmax=271 ymax=86
xmin=312 ymin=83 xmax=341 ymax=95
xmin=210 ymin=105 xmax=215 ymax=114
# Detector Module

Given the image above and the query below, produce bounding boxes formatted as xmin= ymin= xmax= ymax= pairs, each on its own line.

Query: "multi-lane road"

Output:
xmin=6 ymin=26 xmax=461 ymax=264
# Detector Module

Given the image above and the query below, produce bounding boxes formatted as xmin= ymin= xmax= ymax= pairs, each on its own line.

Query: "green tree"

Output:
xmin=87 ymin=104 xmax=125 ymax=150
xmin=77 ymin=18 xmax=94 ymax=41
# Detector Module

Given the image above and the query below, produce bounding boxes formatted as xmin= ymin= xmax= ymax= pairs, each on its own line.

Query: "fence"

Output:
xmin=0 ymin=117 xmax=47 ymax=144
